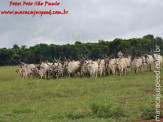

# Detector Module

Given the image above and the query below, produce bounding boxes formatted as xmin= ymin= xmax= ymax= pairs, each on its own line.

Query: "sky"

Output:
xmin=0 ymin=0 xmax=163 ymax=48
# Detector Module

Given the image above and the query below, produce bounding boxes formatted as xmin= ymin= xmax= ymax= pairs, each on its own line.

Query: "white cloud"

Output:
xmin=0 ymin=0 xmax=163 ymax=48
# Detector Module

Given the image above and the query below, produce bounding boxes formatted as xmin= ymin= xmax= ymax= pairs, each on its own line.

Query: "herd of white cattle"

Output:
xmin=16 ymin=54 xmax=163 ymax=79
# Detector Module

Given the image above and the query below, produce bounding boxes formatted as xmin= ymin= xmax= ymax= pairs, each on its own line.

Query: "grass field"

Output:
xmin=0 ymin=66 xmax=162 ymax=122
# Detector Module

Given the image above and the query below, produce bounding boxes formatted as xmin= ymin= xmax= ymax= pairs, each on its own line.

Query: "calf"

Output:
xmin=16 ymin=68 xmax=29 ymax=79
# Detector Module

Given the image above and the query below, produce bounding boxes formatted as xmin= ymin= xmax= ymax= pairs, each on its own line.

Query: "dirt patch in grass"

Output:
xmin=137 ymin=118 xmax=163 ymax=122
xmin=144 ymin=89 xmax=155 ymax=93
xmin=160 ymin=103 xmax=163 ymax=107
xmin=115 ymin=98 xmax=127 ymax=104
xmin=106 ymin=86 xmax=111 ymax=89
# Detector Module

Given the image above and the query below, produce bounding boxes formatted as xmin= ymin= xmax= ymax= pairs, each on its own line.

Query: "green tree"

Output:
xmin=13 ymin=44 xmax=19 ymax=53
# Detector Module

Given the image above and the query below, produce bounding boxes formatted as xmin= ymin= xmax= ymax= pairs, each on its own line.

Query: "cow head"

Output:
xmin=49 ymin=65 xmax=54 ymax=73
xmin=21 ymin=69 xmax=25 ymax=73
xmin=142 ymin=55 xmax=148 ymax=65
xmin=16 ymin=69 xmax=19 ymax=73
xmin=19 ymin=59 xmax=25 ymax=68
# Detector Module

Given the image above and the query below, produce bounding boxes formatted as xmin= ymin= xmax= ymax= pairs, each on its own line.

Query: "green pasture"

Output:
xmin=0 ymin=66 xmax=162 ymax=122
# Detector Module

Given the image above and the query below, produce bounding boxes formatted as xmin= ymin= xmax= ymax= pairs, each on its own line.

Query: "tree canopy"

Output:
xmin=0 ymin=34 xmax=163 ymax=66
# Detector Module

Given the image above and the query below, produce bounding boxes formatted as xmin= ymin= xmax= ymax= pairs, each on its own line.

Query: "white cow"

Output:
xmin=67 ymin=61 xmax=81 ymax=77
xmin=20 ymin=62 xmax=36 ymax=75
xmin=86 ymin=60 xmax=98 ymax=77
xmin=123 ymin=56 xmax=132 ymax=72
xmin=116 ymin=58 xmax=128 ymax=76
xmin=81 ymin=60 xmax=89 ymax=76
xmin=38 ymin=62 xmax=50 ymax=79
xmin=98 ymin=59 xmax=106 ymax=77
xmin=16 ymin=68 xmax=30 ymax=79
xmin=132 ymin=57 xmax=143 ymax=74
xmin=143 ymin=55 xmax=153 ymax=71
xmin=47 ymin=62 xmax=53 ymax=66
xmin=109 ymin=59 xmax=118 ymax=76
xmin=54 ymin=63 xmax=64 ymax=77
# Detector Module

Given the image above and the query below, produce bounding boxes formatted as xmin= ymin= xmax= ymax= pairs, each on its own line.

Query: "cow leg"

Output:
xmin=147 ymin=65 xmax=149 ymax=71
xmin=121 ymin=69 xmax=123 ymax=76
xmin=91 ymin=72 xmax=93 ymax=78
xmin=106 ymin=70 xmax=108 ymax=76
xmin=104 ymin=70 xmax=106 ymax=77
xmin=53 ymin=73 xmax=56 ymax=79
xmin=125 ymin=68 xmax=127 ymax=75
xmin=96 ymin=72 xmax=98 ymax=78
xmin=89 ymin=73 xmax=91 ymax=78
xmin=123 ymin=68 xmax=126 ymax=76
xmin=71 ymin=73 xmax=73 ymax=77
xmin=112 ymin=69 xmax=114 ymax=76
xmin=134 ymin=67 xmax=137 ymax=74
xmin=22 ymin=74 xmax=25 ymax=80
xmin=130 ymin=67 xmax=132 ymax=72
xmin=140 ymin=66 xmax=143 ymax=73
xmin=121 ymin=67 xmax=124 ymax=76
xmin=46 ymin=71 xmax=49 ymax=79
xmin=150 ymin=64 xmax=152 ymax=72
xmin=114 ymin=68 xmax=117 ymax=76
xmin=113 ymin=67 xmax=115 ymax=75
xmin=27 ymin=74 xmax=30 ymax=79
xmin=110 ymin=69 xmax=112 ymax=75
xmin=119 ymin=70 xmax=121 ymax=76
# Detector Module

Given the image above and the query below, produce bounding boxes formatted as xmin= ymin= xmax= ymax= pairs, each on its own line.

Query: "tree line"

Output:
xmin=0 ymin=34 xmax=163 ymax=66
